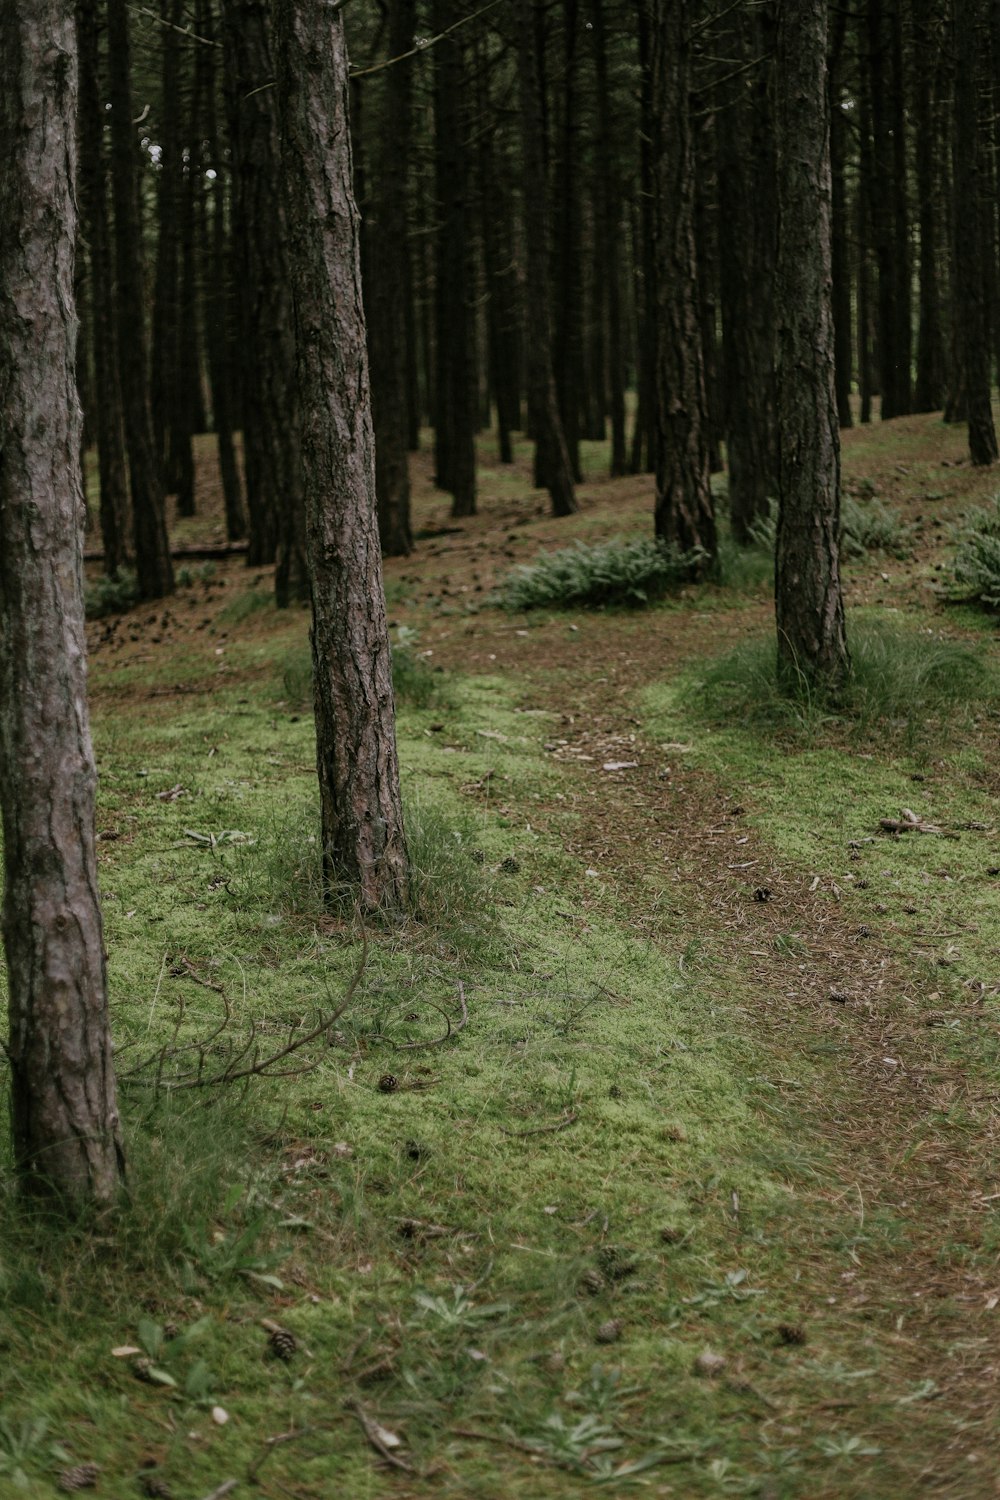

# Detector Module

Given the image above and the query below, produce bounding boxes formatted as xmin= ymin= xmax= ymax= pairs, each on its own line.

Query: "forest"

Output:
xmin=1 ymin=0 xmax=1000 ymax=1495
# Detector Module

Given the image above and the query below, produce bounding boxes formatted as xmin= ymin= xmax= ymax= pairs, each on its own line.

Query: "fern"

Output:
xmin=499 ymin=536 xmax=702 ymax=611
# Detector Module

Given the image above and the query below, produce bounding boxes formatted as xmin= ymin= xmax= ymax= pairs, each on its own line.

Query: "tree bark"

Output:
xmin=432 ymin=0 xmax=477 ymax=516
xmin=273 ymin=0 xmax=409 ymax=914
xmin=515 ymin=0 xmax=578 ymax=516
xmin=717 ymin=0 xmax=778 ymax=540
xmin=592 ymin=0 xmax=625 ymax=475
xmin=914 ymin=0 xmax=947 ymax=411
xmin=222 ymin=0 xmax=308 ymax=597
xmin=107 ymin=0 xmax=174 ymax=600
xmin=774 ymin=0 xmax=849 ymax=690
xmin=953 ymin=0 xmax=998 ymax=463
xmin=76 ymin=0 xmax=131 ymax=576
xmin=630 ymin=0 xmax=655 ymax=474
xmin=651 ymin=0 xmax=715 ymax=561
xmin=0 ymin=0 xmax=123 ymax=1207
xmin=553 ymin=0 xmax=583 ymax=482
xmin=829 ymin=4 xmax=853 ymax=428
xmin=366 ymin=0 xmax=414 ymax=556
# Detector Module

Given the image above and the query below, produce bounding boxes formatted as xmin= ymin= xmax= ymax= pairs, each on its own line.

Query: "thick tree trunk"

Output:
xmin=106 ymin=0 xmax=174 ymax=600
xmin=717 ymin=0 xmax=778 ymax=540
xmin=76 ymin=0 xmax=131 ymax=576
xmin=953 ymin=0 xmax=998 ymax=463
xmin=651 ymin=0 xmax=715 ymax=561
xmin=433 ymin=0 xmax=477 ymax=516
xmin=0 ymin=0 xmax=123 ymax=1207
xmin=774 ymin=0 xmax=849 ymax=690
xmin=222 ymin=0 xmax=307 ymax=596
xmin=515 ymin=0 xmax=578 ymax=516
xmin=366 ymin=0 xmax=414 ymax=556
xmin=274 ymin=0 xmax=408 ymax=914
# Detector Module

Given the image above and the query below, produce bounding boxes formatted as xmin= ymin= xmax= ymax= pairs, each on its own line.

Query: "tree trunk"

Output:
xmin=76 ymin=0 xmax=131 ymax=576
xmin=774 ymin=0 xmax=849 ymax=690
xmin=867 ymin=0 xmax=912 ymax=419
xmin=433 ymin=0 xmax=477 ymax=516
xmin=273 ymin=0 xmax=409 ymax=914
xmin=630 ymin=0 xmax=655 ymax=474
xmin=914 ymin=0 xmax=947 ymax=410
xmin=829 ymin=4 xmax=854 ymax=428
xmin=651 ymin=0 xmax=715 ymax=561
xmin=592 ymin=0 xmax=625 ymax=475
xmin=553 ymin=0 xmax=583 ymax=482
xmin=953 ymin=0 xmax=998 ymax=463
xmin=0 ymin=0 xmax=123 ymax=1207
xmin=717 ymin=0 xmax=778 ymax=540
xmin=107 ymin=0 xmax=174 ymax=600
xmin=201 ymin=0 xmax=246 ymax=542
xmin=515 ymin=0 xmax=578 ymax=516
xmin=222 ymin=0 xmax=307 ymax=595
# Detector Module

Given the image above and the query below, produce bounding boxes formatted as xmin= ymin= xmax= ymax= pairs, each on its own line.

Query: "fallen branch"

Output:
xmin=346 ymin=1400 xmax=415 ymax=1473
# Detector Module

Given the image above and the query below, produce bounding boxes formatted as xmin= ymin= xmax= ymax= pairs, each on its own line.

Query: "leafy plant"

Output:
xmin=180 ymin=1188 xmax=285 ymax=1289
xmin=411 ymin=1285 xmax=511 ymax=1331
xmin=841 ymin=494 xmax=914 ymax=558
xmin=84 ymin=568 xmax=140 ymax=619
xmin=499 ymin=537 xmax=703 ymax=611
xmin=0 ymin=1412 xmax=67 ymax=1490
xmin=950 ymin=497 xmax=1000 ymax=607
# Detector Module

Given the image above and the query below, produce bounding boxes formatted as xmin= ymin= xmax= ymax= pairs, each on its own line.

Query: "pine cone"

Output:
xmin=133 ymin=1357 xmax=154 ymax=1382
xmin=594 ymin=1318 xmax=623 ymax=1345
xmin=58 ymin=1465 xmax=100 ymax=1493
xmin=377 ymin=1073 xmax=399 ymax=1093
xmin=579 ymin=1268 xmax=606 ymax=1297
xmin=268 ymin=1325 xmax=298 ymax=1362
xmin=139 ymin=1479 xmax=173 ymax=1500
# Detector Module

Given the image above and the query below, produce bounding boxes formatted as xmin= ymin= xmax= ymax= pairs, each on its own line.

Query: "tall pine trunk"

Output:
xmin=651 ymin=0 xmax=715 ymax=561
xmin=273 ymin=0 xmax=409 ymax=913
xmin=774 ymin=0 xmax=849 ymax=690
xmin=107 ymin=0 xmax=174 ymax=600
xmin=0 ymin=0 xmax=124 ymax=1207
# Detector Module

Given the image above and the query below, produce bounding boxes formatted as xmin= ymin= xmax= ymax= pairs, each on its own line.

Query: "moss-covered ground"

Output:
xmin=1 ymin=412 xmax=999 ymax=1497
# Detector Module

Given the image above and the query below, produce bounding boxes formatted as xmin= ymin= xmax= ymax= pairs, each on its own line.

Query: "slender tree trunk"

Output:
xmin=630 ymin=0 xmax=655 ymax=474
xmin=107 ymin=0 xmax=174 ymax=599
xmin=829 ymin=4 xmax=854 ymax=428
xmin=774 ymin=0 xmax=849 ymax=690
xmin=273 ymin=0 xmax=408 ymax=913
xmin=222 ymin=0 xmax=307 ymax=593
xmin=201 ymin=0 xmax=246 ymax=541
xmin=150 ymin=0 xmax=182 ymax=476
xmin=953 ymin=0 xmax=998 ymax=463
xmin=592 ymin=0 xmax=625 ymax=475
xmin=0 ymin=0 xmax=124 ymax=1207
xmin=651 ymin=0 xmax=715 ymax=561
xmin=433 ymin=0 xmax=477 ymax=516
xmin=76 ymin=0 xmax=131 ymax=575
xmin=554 ymin=0 xmax=583 ymax=482
xmin=717 ymin=0 xmax=778 ymax=541
xmin=367 ymin=0 xmax=414 ymax=555
xmin=515 ymin=0 xmax=578 ymax=516
xmin=857 ymin=27 xmax=875 ymax=424
xmin=914 ymin=0 xmax=947 ymax=410
xmin=868 ymin=0 xmax=912 ymax=419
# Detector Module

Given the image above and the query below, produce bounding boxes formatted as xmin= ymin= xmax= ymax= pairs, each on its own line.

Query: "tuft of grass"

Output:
xmin=217 ymin=588 xmax=275 ymax=625
xmin=841 ymin=493 xmax=915 ymax=558
xmin=499 ymin=536 xmax=703 ymax=611
xmin=84 ymin=568 xmax=140 ymax=619
xmin=682 ymin=619 xmax=993 ymax=747
xmin=949 ymin=496 xmax=1000 ymax=608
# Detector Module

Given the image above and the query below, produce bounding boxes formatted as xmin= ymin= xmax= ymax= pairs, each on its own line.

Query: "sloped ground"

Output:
xmin=2 ymin=413 xmax=994 ymax=1497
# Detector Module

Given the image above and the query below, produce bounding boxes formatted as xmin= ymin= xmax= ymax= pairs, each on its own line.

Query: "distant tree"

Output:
xmin=274 ymin=0 xmax=409 ymax=913
xmin=76 ymin=0 xmax=131 ymax=576
xmin=650 ymin=0 xmax=715 ymax=561
xmin=366 ymin=0 xmax=415 ymax=555
xmin=952 ymin=0 xmax=998 ymax=464
xmin=913 ymin=0 xmax=947 ymax=412
xmin=866 ymin=0 xmax=912 ymax=419
xmin=432 ymin=0 xmax=477 ymax=517
xmin=0 ymin=0 xmax=124 ymax=1206
xmin=107 ymin=0 xmax=174 ymax=599
xmin=774 ymin=0 xmax=849 ymax=690
xmin=222 ymin=0 xmax=308 ymax=600
xmin=591 ymin=0 xmax=626 ymax=476
xmin=514 ymin=0 xmax=578 ymax=516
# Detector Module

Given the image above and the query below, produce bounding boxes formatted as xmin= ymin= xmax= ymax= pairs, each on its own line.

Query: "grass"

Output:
xmin=9 ymin=414 xmax=1000 ymax=1495
xmin=949 ymin=494 xmax=1000 ymax=608
xmin=678 ymin=615 xmax=996 ymax=750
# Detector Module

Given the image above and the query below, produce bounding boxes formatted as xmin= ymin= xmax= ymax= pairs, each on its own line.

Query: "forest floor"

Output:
xmin=2 ymin=413 xmax=999 ymax=1499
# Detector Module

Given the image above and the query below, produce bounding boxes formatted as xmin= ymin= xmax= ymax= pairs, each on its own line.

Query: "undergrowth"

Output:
xmin=682 ymin=617 xmax=994 ymax=748
xmin=950 ymin=495 xmax=1000 ymax=608
xmin=280 ymin=629 xmax=445 ymax=712
xmin=499 ymin=536 xmax=702 ymax=611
